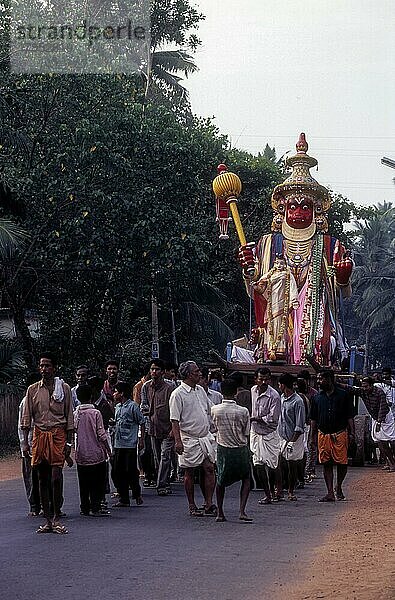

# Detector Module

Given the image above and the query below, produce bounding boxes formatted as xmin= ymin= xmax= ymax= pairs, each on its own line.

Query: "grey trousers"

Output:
xmin=22 ymin=457 xmax=40 ymax=513
xmin=152 ymin=436 xmax=175 ymax=491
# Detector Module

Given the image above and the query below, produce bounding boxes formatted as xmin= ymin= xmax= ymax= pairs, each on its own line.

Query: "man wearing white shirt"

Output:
xmin=278 ymin=373 xmax=306 ymax=502
xmin=250 ymin=367 xmax=283 ymax=504
xmin=170 ymin=361 xmax=217 ymax=517
xmin=375 ymin=368 xmax=395 ymax=418
xmin=71 ymin=364 xmax=89 ymax=409
xmin=18 ymin=373 xmax=41 ymax=516
xmin=211 ymin=378 xmax=252 ymax=523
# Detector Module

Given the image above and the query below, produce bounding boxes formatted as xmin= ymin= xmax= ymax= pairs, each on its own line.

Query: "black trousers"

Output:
xmin=77 ymin=462 xmax=106 ymax=514
xmin=113 ymin=448 xmax=141 ymax=504
xmin=139 ymin=434 xmax=157 ymax=484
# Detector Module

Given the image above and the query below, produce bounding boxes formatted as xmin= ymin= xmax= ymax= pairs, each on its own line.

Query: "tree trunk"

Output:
xmin=3 ymin=288 xmax=35 ymax=371
xmin=169 ymin=289 xmax=178 ymax=365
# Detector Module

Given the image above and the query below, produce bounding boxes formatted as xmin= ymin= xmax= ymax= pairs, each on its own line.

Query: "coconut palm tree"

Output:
xmin=150 ymin=49 xmax=198 ymax=103
xmin=351 ymin=204 xmax=395 ymax=370
xmin=140 ymin=49 xmax=198 ymax=109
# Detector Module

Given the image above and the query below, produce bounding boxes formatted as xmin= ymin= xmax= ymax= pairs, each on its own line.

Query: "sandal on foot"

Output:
xmin=52 ymin=524 xmax=68 ymax=534
xmin=239 ymin=515 xmax=253 ymax=522
xmin=335 ymin=490 xmax=346 ymax=501
xmin=215 ymin=515 xmax=227 ymax=522
xmin=258 ymin=497 xmax=272 ymax=505
xmin=135 ymin=497 xmax=144 ymax=506
xmin=189 ymin=506 xmax=204 ymax=517
xmin=112 ymin=502 xmax=130 ymax=508
xmin=318 ymin=495 xmax=335 ymax=503
xmin=36 ymin=523 xmax=52 ymax=534
xmin=204 ymin=504 xmax=218 ymax=517
xmin=288 ymin=494 xmax=297 ymax=501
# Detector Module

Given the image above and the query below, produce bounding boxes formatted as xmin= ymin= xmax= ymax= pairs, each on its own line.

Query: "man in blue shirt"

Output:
xmin=278 ymin=373 xmax=306 ymax=501
xmin=112 ymin=382 xmax=145 ymax=507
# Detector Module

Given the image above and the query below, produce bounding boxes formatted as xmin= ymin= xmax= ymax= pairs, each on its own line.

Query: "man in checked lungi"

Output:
xmin=211 ymin=378 xmax=252 ymax=523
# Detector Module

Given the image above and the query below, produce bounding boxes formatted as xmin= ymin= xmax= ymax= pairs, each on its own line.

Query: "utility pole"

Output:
xmin=169 ymin=287 xmax=178 ymax=365
xmin=151 ymin=293 xmax=159 ymax=359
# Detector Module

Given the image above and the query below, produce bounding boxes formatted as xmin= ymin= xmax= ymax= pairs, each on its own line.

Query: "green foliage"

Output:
xmin=0 ymin=339 xmax=26 ymax=392
xmin=350 ymin=203 xmax=395 ymax=367
xmin=150 ymin=0 xmax=204 ymax=51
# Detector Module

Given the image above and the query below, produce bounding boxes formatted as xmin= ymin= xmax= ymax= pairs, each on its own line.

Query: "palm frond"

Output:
xmin=0 ymin=341 xmax=26 ymax=386
xmin=0 ymin=219 xmax=29 ymax=259
xmin=152 ymin=50 xmax=198 ymax=76
xmin=180 ymin=301 xmax=234 ymax=347
xmin=0 ymin=126 xmax=31 ymax=158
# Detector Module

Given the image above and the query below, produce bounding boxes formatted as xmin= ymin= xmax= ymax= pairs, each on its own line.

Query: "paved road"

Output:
xmin=0 ymin=466 xmax=360 ymax=600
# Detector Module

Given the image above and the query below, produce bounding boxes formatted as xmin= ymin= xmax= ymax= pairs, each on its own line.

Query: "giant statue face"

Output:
xmin=285 ymin=196 xmax=314 ymax=229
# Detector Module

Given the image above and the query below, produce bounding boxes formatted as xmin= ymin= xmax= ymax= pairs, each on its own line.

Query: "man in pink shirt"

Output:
xmin=74 ymin=384 xmax=111 ymax=516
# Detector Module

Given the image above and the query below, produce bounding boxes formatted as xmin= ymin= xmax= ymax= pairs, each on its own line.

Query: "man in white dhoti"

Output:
xmin=359 ymin=377 xmax=395 ymax=472
xmin=250 ymin=367 xmax=282 ymax=504
xmin=375 ymin=368 xmax=395 ymax=419
xmin=170 ymin=361 xmax=217 ymax=516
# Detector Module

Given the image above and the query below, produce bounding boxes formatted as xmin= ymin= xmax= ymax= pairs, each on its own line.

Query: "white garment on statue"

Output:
xmin=231 ymin=346 xmax=255 ymax=364
xmin=280 ymin=435 xmax=305 ymax=462
xmin=250 ymin=429 xmax=281 ymax=469
xmin=371 ymin=410 xmax=395 ymax=442
xmin=178 ymin=432 xmax=217 ymax=468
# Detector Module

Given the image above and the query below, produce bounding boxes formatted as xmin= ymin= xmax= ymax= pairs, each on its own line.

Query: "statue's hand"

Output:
xmin=238 ymin=243 xmax=255 ymax=273
xmin=334 ymin=252 xmax=353 ymax=285
xmin=249 ymin=327 xmax=260 ymax=346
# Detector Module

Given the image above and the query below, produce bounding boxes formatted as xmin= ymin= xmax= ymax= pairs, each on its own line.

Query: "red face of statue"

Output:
xmin=285 ymin=197 xmax=314 ymax=229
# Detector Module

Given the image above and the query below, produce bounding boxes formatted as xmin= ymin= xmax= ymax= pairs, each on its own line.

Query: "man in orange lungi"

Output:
xmin=21 ymin=352 xmax=74 ymax=534
xmin=310 ymin=369 xmax=355 ymax=502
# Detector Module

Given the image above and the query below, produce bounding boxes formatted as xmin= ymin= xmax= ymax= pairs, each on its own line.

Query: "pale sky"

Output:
xmin=185 ymin=0 xmax=395 ymax=207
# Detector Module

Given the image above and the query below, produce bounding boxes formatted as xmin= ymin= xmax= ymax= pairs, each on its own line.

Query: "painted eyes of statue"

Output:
xmin=289 ymin=203 xmax=310 ymax=211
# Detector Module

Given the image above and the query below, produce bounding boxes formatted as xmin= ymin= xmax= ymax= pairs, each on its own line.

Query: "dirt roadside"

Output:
xmin=0 ymin=452 xmax=21 ymax=481
xmin=277 ymin=468 xmax=395 ymax=600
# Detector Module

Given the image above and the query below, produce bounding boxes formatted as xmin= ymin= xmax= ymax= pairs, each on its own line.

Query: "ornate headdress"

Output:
xmin=271 ymin=133 xmax=331 ymax=234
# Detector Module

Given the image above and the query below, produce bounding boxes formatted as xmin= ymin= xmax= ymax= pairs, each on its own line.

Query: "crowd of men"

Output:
xmin=18 ymin=353 xmax=395 ymax=534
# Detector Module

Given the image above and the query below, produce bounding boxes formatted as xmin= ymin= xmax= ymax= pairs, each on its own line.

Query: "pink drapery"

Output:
xmin=291 ymin=280 xmax=308 ymax=364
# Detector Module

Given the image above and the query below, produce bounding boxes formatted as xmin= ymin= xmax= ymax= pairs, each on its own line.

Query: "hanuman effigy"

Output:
xmin=237 ymin=133 xmax=353 ymax=365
